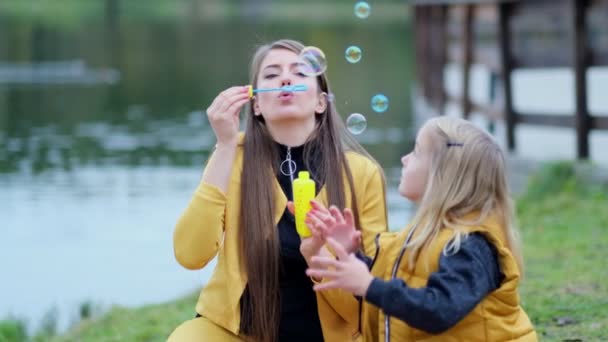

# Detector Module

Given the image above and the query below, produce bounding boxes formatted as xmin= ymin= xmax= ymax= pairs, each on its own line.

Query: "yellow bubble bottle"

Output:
xmin=293 ymin=171 xmax=315 ymax=238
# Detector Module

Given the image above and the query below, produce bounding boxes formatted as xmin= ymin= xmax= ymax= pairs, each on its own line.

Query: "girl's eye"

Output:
xmin=264 ymin=74 xmax=277 ymax=79
xmin=296 ymin=71 xmax=307 ymax=77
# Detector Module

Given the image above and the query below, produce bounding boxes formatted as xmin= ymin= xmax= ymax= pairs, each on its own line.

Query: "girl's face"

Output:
xmin=253 ymin=49 xmax=327 ymax=123
xmin=398 ymin=125 xmax=432 ymax=203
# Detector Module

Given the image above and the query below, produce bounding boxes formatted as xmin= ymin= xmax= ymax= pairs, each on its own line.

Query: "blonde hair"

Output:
xmin=406 ymin=116 xmax=523 ymax=273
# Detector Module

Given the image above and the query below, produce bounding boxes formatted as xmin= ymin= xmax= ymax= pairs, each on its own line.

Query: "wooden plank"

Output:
xmin=592 ymin=116 xmax=608 ymax=130
xmin=515 ymin=114 xmax=608 ymax=131
xmin=588 ymin=0 xmax=608 ymax=65
xmin=509 ymin=0 xmax=573 ymax=68
xmin=446 ymin=93 xmax=504 ymax=120
xmin=462 ymin=5 xmax=473 ymax=118
xmin=498 ymin=2 xmax=516 ymax=151
xmin=447 ymin=44 xmax=501 ymax=70
xmin=591 ymin=52 xmax=608 ymax=66
xmin=413 ymin=0 xmax=512 ymax=6
xmin=437 ymin=5 xmax=449 ymax=115
xmin=573 ymin=0 xmax=590 ymax=159
xmin=515 ymin=113 xmax=574 ymax=127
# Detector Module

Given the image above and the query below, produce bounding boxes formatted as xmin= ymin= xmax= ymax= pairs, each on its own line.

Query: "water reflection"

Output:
xmin=0 ymin=60 xmax=120 ymax=85
xmin=0 ymin=114 xmax=214 ymax=174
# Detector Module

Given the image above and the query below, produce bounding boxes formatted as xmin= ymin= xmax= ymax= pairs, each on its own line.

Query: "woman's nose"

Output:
xmin=401 ymin=154 xmax=409 ymax=165
xmin=280 ymin=71 xmax=292 ymax=86
xmin=281 ymin=78 xmax=292 ymax=87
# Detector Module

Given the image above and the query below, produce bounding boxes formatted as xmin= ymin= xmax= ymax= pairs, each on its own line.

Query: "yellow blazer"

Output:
xmin=174 ymin=134 xmax=388 ymax=341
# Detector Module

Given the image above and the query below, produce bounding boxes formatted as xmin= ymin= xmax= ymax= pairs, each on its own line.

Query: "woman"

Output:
xmin=169 ymin=39 xmax=387 ymax=342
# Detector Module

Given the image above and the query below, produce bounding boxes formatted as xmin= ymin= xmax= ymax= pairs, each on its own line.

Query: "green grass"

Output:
xmin=2 ymin=161 xmax=607 ymax=341
xmin=517 ymin=162 xmax=608 ymax=341
xmin=47 ymin=294 xmax=198 ymax=342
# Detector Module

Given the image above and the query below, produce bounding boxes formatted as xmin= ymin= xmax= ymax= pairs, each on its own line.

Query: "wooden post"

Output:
xmin=573 ymin=0 xmax=590 ymax=159
xmin=461 ymin=5 xmax=473 ymax=119
xmin=498 ymin=3 xmax=515 ymax=152
xmin=438 ymin=5 xmax=448 ymax=116
xmin=417 ymin=7 xmax=431 ymax=103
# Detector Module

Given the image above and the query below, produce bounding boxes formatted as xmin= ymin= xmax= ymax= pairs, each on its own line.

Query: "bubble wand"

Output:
xmin=247 ymin=84 xmax=308 ymax=98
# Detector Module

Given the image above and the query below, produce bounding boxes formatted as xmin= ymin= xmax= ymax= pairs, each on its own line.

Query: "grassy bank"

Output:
xmin=2 ymin=162 xmax=607 ymax=341
xmin=516 ymin=162 xmax=608 ymax=340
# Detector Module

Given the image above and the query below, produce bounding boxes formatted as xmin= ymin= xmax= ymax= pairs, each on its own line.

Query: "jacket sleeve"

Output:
xmin=173 ymin=159 xmax=228 ymax=270
xmin=316 ymin=159 xmax=388 ymax=329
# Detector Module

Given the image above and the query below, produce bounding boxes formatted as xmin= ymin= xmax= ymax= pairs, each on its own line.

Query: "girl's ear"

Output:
xmin=315 ymin=92 xmax=328 ymax=114
xmin=252 ymin=96 xmax=261 ymax=116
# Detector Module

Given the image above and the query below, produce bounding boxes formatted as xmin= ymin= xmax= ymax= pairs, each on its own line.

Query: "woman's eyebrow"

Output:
xmin=262 ymin=62 xmax=303 ymax=71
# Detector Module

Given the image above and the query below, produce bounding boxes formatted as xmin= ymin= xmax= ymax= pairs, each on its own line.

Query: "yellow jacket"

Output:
xmin=362 ymin=214 xmax=537 ymax=341
xmin=174 ymin=134 xmax=387 ymax=341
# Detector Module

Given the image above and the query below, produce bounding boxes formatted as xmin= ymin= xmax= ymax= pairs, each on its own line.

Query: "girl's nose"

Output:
xmin=401 ymin=154 xmax=409 ymax=166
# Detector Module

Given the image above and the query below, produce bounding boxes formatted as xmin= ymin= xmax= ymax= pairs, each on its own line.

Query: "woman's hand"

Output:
xmin=205 ymin=86 xmax=250 ymax=147
xmin=287 ymin=201 xmax=327 ymax=266
xmin=306 ymin=238 xmax=374 ymax=296
xmin=306 ymin=200 xmax=361 ymax=254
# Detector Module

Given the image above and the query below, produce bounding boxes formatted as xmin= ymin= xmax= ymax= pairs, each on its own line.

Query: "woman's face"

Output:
xmin=253 ymin=48 xmax=327 ymax=123
xmin=398 ymin=124 xmax=432 ymax=203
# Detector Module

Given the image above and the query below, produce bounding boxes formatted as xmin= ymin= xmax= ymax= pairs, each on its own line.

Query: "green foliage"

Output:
xmin=0 ymin=319 xmax=27 ymax=342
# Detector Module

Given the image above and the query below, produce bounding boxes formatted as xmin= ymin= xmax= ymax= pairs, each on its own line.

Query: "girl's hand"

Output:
xmin=306 ymin=200 xmax=361 ymax=254
xmin=205 ymin=86 xmax=250 ymax=147
xmin=306 ymin=238 xmax=374 ymax=297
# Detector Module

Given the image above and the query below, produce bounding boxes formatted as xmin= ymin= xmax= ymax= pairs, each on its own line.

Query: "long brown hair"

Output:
xmin=239 ymin=39 xmax=383 ymax=342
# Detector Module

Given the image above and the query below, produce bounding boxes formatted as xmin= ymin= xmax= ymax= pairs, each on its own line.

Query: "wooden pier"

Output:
xmin=413 ymin=0 xmax=608 ymax=159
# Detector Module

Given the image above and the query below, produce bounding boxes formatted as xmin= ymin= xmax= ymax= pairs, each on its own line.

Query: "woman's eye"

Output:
xmin=296 ymin=71 xmax=307 ymax=77
xmin=264 ymin=74 xmax=277 ymax=79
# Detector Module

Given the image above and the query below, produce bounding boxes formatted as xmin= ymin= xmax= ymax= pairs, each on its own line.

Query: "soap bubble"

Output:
xmin=346 ymin=113 xmax=367 ymax=135
xmin=345 ymin=46 xmax=362 ymax=64
xmin=371 ymin=94 xmax=389 ymax=113
xmin=354 ymin=2 xmax=371 ymax=19
xmin=299 ymin=46 xmax=327 ymax=76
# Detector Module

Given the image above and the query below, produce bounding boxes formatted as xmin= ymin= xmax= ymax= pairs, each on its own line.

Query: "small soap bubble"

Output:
xmin=346 ymin=113 xmax=367 ymax=135
xmin=298 ymin=46 xmax=327 ymax=76
xmin=354 ymin=2 xmax=371 ymax=19
xmin=327 ymin=93 xmax=335 ymax=103
xmin=345 ymin=46 xmax=362 ymax=64
xmin=371 ymin=94 xmax=389 ymax=113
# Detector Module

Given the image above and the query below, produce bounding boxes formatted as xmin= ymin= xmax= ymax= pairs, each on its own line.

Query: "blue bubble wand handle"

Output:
xmin=248 ymin=84 xmax=308 ymax=98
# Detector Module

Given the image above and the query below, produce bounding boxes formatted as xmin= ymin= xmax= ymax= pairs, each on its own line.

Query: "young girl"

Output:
xmin=305 ymin=116 xmax=537 ymax=341
xmin=168 ymin=39 xmax=387 ymax=342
